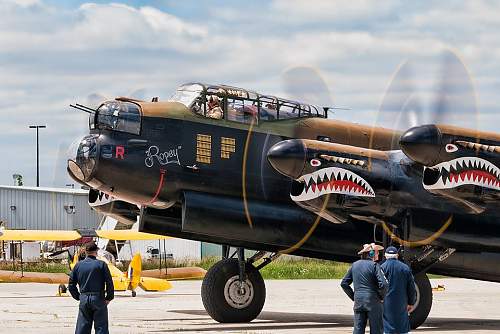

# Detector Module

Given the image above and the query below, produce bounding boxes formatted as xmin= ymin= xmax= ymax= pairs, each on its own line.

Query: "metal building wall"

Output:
xmin=0 ymin=185 xmax=101 ymax=230
xmin=118 ymin=238 xmax=201 ymax=261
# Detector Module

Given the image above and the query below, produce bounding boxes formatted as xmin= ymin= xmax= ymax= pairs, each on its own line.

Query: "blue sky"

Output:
xmin=1 ymin=0 xmax=499 ymax=187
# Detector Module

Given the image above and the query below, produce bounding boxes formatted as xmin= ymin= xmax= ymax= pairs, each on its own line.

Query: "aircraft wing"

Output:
xmin=0 ymin=230 xmax=81 ymax=241
xmin=0 ymin=270 xmax=69 ymax=284
xmin=96 ymin=230 xmax=171 ymax=240
xmin=0 ymin=229 xmax=171 ymax=241
xmin=111 ymin=276 xmax=129 ymax=291
xmin=139 ymin=277 xmax=172 ymax=291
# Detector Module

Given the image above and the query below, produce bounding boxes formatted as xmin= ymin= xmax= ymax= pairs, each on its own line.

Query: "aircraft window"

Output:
xmin=259 ymin=96 xmax=277 ymax=120
xmin=311 ymin=105 xmax=320 ymax=117
xmin=96 ymin=101 xmax=141 ymax=135
xmin=227 ymin=98 xmax=258 ymax=124
xmin=89 ymin=113 xmax=96 ymax=130
xmin=300 ymin=105 xmax=312 ymax=117
xmin=279 ymin=102 xmax=300 ymax=119
xmin=168 ymin=84 xmax=203 ymax=109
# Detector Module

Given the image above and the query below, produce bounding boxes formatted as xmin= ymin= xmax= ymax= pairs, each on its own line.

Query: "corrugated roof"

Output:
xmin=0 ymin=185 xmax=88 ymax=195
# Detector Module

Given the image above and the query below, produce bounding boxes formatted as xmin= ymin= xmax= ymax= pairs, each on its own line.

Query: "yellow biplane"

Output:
xmin=0 ymin=229 xmax=173 ymax=296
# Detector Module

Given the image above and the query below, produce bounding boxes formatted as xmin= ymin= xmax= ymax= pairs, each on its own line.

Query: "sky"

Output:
xmin=0 ymin=0 xmax=499 ymax=187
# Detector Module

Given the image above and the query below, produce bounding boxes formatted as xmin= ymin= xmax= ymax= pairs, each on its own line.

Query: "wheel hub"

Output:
xmin=224 ymin=275 xmax=254 ymax=309
xmin=412 ymin=281 xmax=421 ymax=313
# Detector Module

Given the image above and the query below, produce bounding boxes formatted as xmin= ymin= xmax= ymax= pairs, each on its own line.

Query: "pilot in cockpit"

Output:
xmin=207 ymin=95 xmax=223 ymax=119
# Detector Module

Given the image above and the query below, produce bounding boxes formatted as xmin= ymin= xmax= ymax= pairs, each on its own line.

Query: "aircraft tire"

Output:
xmin=201 ymin=258 xmax=265 ymax=323
xmin=410 ymin=273 xmax=433 ymax=329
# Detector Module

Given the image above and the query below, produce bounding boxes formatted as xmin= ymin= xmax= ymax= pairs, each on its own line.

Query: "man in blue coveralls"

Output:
xmin=68 ymin=241 xmax=114 ymax=334
xmin=341 ymin=243 xmax=388 ymax=334
xmin=381 ymin=246 xmax=417 ymax=334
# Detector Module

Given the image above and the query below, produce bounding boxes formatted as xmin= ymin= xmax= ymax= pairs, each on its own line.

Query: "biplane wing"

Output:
xmin=0 ymin=229 xmax=174 ymax=294
xmin=95 ymin=230 xmax=171 ymax=240
xmin=0 ymin=270 xmax=69 ymax=284
xmin=139 ymin=277 xmax=173 ymax=291
xmin=0 ymin=229 xmax=171 ymax=241
xmin=0 ymin=230 xmax=81 ymax=241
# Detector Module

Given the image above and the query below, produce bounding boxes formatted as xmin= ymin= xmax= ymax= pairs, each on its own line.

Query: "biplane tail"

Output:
xmin=127 ymin=253 xmax=172 ymax=292
xmin=127 ymin=253 xmax=142 ymax=291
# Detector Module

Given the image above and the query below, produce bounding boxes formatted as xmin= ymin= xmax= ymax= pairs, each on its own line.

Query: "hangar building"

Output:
xmin=0 ymin=185 xmax=219 ymax=260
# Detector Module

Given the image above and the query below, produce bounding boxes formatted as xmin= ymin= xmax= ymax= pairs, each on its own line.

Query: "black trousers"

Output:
xmin=76 ymin=294 xmax=109 ymax=334
xmin=353 ymin=299 xmax=384 ymax=334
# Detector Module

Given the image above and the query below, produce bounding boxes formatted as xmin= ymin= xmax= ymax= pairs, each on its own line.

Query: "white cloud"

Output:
xmin=271 ymin=0 xmax=399 ymax=22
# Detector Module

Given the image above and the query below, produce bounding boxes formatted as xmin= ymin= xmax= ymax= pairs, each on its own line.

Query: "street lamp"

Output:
xmin=28 ymin=125 xmax=46 ymax=187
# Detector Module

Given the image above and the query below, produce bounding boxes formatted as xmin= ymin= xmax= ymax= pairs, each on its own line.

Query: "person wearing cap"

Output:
xmin=381 ymin=246 xmax=417 ymax=334
xmin=341 ymin=243 xmax=389 ymax=334
xmin=68 ymin=241 xmax=114 ymax=334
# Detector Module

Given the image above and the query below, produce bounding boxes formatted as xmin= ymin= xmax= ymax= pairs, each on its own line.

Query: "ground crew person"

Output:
xmin=381 ymin=246 xmax=417 ymax=334
xmin=341 ymin=243 xmax=388 ymax=334
xmin=68 ymin=241 xmax=114 ymax=334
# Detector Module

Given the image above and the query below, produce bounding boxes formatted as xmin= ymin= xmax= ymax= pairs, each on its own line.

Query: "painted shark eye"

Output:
xmin=310 ymin=159 xmax=321 ymax=167
xmin=445 ymin=144 xmax=458 ymax=153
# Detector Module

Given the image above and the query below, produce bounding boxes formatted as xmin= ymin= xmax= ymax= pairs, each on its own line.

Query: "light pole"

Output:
xmin=28 ymin=125 xmax=46 ymax=187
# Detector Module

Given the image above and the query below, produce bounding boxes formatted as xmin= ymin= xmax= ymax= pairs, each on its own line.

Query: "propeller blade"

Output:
xmin=432 ymin=50 xmax=477 ymax=128
xmin=378 ymin=60 xmax=423 ymax=131
xmin=281 ymin=66 xmax=333 ymax=107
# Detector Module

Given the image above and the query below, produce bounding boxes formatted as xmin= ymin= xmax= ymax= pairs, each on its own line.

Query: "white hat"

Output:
xmin=357 ymin=243 xmax=384 ymax=255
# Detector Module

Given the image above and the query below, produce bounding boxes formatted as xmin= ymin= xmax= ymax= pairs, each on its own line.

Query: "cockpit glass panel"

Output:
xmin=227 ymin=98 xmax=257 ymax=124
xmin=168 ymin=84 xmax=204 ymax=109
xmin=89 ymin=113 xmax=96 ymax=130
xmin=96 ymin=101 xmax=141 ymax=135
xmin=259 ymin=96 xmax=277 ymax=121
xmin=279 ymin=102 xmax=300 ymax=119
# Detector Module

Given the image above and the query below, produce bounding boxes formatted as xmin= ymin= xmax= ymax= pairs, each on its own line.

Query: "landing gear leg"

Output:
xmin=222 ymin=245 xmax=230 ymax=259
xmin=201 ymin=249 xmax=277 ymax=323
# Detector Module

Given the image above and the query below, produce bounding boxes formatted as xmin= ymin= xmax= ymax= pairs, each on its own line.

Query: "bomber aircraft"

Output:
xmin=67 ymin=53 xmax=499 ymax=329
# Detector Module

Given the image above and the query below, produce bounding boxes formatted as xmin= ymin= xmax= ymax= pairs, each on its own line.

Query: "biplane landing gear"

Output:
xmin=131 ymin=290 xmax=137 ymax=297
xmin=58 ymin=284 xmax=68 ymax=296
xmin=201 ymin=248 xmax=276 ymax=323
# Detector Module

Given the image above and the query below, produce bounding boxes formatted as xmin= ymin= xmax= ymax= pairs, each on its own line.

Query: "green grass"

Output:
xmin=141 ymin=257 xmax=349 ymax=279
xmin=195 ymin=256 xmax=350 ymax=279
xmin=0 ymin=257 xmax=350 ymax=279
xmin=260 ymin=258 xmax=350 ymax=279
xmin=0 ymin=261 xmax=69 ymax=273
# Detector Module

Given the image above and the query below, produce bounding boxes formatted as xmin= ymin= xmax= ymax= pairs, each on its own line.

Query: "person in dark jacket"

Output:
xmin=381 ymin=246 xmax=417 ymax=334
xmin=341 ymin=243 xmax=388 ymax=334
xmin=68 ymin=241 xmax=114 ymax=334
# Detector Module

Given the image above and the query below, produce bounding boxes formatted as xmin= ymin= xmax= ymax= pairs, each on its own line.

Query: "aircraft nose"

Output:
xmin=399 ymin=124 xmax=442 ymax=166
xmin=67 ymin=135 xmax=99 ymax=183
xmin=267 ymin=139 xmax=306 ymax=179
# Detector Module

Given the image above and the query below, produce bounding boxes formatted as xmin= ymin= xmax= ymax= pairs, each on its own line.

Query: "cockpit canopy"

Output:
xmin=168 ymin=83 xmax=326 ymax=124
xmin=91 ymin=100 xmax=141 ymax=135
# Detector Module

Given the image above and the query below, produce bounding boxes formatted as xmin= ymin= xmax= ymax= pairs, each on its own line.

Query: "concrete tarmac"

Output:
xmin=0 ymin=279 xmax=499 ymax=333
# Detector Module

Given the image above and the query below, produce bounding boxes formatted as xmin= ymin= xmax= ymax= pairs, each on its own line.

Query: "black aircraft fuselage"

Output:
xmin=68 ymin=83 xmax=500 ymax=285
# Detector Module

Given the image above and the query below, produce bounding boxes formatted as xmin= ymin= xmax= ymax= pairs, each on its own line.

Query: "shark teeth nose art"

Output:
xmin=290 ymin=167 xmax=375 ymax=202
xmin=423 ymin=157 xmax=500 ymax=191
